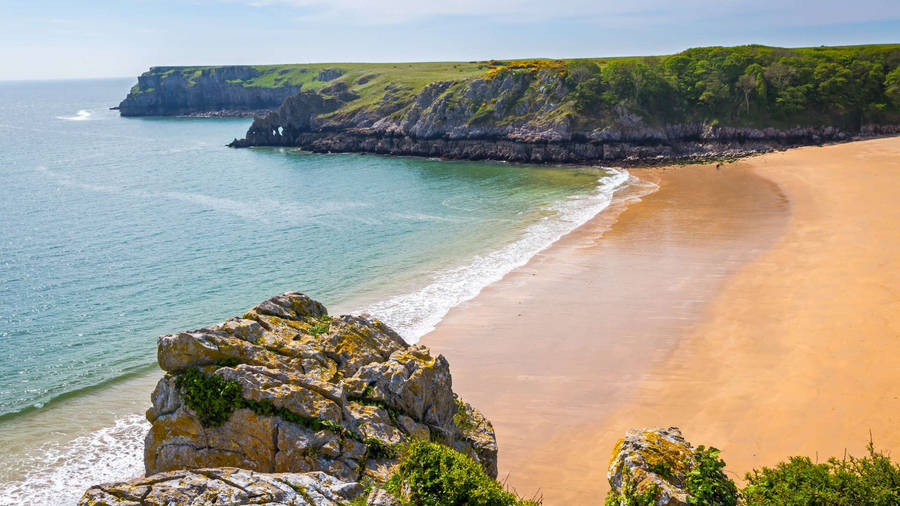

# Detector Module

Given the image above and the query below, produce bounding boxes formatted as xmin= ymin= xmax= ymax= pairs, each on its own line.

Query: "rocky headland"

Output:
xmin=78 ymin=292 xmax=497 ymax=505
xmin=116 ymin=66 xmax=304 ymax=117
xmin=228 ymin=78 xmax=900 ymax=164
xmin=118 ymin=45 xmax=900 ymax=164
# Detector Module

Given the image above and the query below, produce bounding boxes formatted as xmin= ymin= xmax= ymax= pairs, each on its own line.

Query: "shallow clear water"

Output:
xmin=0 ymin=78 xmax=628 ymax=504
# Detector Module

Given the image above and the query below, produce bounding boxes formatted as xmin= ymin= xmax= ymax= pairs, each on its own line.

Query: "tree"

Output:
xmin=886 ymin=66 xmax=900 ymax=106
xmin=737 ymin=74 xmax=756 ymax=114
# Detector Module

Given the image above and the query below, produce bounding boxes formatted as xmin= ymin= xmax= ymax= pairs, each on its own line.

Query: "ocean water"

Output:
xmin=0 ymin=78 xmax=632 ymax=504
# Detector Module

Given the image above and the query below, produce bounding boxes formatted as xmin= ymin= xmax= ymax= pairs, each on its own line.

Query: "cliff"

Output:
xmin=227 ymin=45 xmax=900 ymax=163
xmin=116 ymin=65 xmax=306 ymax=117
xmin=79 ymin=292 xmax=500 ymax=505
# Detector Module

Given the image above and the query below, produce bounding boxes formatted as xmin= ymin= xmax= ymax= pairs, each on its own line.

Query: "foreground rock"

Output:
xmin=607 ymin=427 xmax=695 ymax=506
xmin=79 ymin=467 xmax=364 ymax=505
xmin=144 ymin=292 xmax=497 ymax=483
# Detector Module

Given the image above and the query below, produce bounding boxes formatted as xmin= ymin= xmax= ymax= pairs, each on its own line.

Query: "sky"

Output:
xmin=1 ymin=0 xmax=899 ymax=80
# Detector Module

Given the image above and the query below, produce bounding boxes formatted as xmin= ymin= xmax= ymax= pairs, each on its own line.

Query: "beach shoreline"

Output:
xmin=422 ymin=136 xmax=900 ymax=503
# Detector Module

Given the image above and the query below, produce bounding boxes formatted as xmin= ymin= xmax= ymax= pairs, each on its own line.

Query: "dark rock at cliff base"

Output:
xmin=118 ymin=66 xmax=300 ymax=117
xmin=143 ymin=292 xmax=498 ymax=483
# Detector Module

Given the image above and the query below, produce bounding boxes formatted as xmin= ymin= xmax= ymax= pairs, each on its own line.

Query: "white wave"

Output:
xmin=56 ymin=110 xmax=92 ymax=121
xmin=361 ymin=168 xmax=633 ymax=342
xmin=0 ymin=415 xmax=149 ymax=506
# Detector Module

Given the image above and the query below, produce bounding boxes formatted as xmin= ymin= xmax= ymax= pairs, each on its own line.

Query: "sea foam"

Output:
xmin=0 ymin=415 xmax=148 ymax=506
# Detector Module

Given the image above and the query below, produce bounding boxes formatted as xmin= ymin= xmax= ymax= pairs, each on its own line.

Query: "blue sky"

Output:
xmin=2 ymin=0 xmax=899 ymax=80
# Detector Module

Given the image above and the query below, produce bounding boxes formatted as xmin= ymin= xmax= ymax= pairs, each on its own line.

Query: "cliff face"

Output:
xmin=229 ymin=66 xmax=900 ymax=163
xmin=117 ymin=66 xmax=301 ymax=117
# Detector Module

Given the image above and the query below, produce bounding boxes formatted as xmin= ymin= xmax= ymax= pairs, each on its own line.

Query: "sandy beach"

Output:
xmin=423 ymin=136 xmax=900 ymax=503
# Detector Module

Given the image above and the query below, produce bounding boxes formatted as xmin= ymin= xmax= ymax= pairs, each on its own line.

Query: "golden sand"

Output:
xmin=423 ymin=137 xmax=900 ymax=503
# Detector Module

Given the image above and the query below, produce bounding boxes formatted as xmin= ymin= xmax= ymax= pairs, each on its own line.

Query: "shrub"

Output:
xmin=387 ymin=441 xmax=534 ymax=506
xmin=686 ymin=446 xmax=738 ymax=505
xmin=175 ymin=366 xmax=243 ymax=426
xmin=742 ymin=441 xmax=900 ymax=505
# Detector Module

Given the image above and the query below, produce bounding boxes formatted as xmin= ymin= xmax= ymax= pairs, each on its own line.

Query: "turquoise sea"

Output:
xmin=0 ymin=78 xmax=630 ymax=504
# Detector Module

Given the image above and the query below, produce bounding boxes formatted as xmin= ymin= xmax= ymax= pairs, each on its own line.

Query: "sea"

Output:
xmin=0 ymin=78 xmax=633 ymax=504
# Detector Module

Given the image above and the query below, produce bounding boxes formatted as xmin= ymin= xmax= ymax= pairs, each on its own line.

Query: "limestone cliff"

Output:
xmin=117 ymin=66 xmax=301 ymax=117
xmin=142 ymin=292 xmax=496 ymax=482
xmin=228 ymin=66 xmax=900 ymax=163
xmin=223 ymin=46 xmax=900 ymax=163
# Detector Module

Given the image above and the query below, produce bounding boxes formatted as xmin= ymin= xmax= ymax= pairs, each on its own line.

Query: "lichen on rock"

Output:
xmin=143 ymin=291 xmax=498 ymax=485
xmin=607 ymin=427 xmax=696 ymax=506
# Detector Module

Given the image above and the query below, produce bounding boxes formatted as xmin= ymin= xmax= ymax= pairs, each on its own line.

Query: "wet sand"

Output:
xmin=422 ymin=136 xmax=900 ymax=503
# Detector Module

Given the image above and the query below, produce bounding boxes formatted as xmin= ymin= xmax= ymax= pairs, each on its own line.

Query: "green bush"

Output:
xmin=387 ymin=441 xmax=534 ymax=506
xmin=175 ymin=366 xmax=243 ymax=426
xmin=687 ymin=446 xmax=738 ymax=505
xmin=742 ymin=441 xmax=900 ymax=505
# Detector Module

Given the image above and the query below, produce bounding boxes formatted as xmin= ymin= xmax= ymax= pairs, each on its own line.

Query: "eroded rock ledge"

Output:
xmin=143 ymin=292 xmax=496 ymax=482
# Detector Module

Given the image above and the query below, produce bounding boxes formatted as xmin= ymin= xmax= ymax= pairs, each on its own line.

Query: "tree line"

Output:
xmin=567 ymin=44 xmax=900 ymax=129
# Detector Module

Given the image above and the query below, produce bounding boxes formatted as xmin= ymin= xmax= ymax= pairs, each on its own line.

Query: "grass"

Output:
xmin=305 ymin=315 xmax=333 ymax=336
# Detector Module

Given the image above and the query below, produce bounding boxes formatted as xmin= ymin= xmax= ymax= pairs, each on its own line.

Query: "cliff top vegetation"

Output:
xmin=129 ymin=43 xmax=900 ymax=131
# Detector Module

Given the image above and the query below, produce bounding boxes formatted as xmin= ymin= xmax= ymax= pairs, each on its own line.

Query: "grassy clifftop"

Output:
xmin=125 ymin=44 xmax=900 ymax=156
xmin=129 ymin=44 xmax=899 ymax=126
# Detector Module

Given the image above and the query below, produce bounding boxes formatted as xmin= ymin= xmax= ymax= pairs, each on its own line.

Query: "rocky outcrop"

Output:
xmin=78 ymin=467 xmax=364 ymax=505
xmin=607 ymin=427 xmax=696 ymax=506
xmin=228 ymin=65 xmax=900 ymax=164
xmin=117 ymin=66 xmax=301 ymax=117
xmin=143 ymin=292 xmax=497 ymax=484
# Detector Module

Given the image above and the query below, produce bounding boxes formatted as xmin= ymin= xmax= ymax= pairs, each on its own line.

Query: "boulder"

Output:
xmin=78 ymin=467 xmax=363 ymax=506
xmin=144 ymin=292 xmax=497 ymax=482
xmin=607 ymin=427 xmax=695 ymax=506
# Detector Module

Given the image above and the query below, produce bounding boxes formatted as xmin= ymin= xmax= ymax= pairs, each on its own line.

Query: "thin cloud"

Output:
xmin=225 ymin=0 xmax=900 ymax=26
